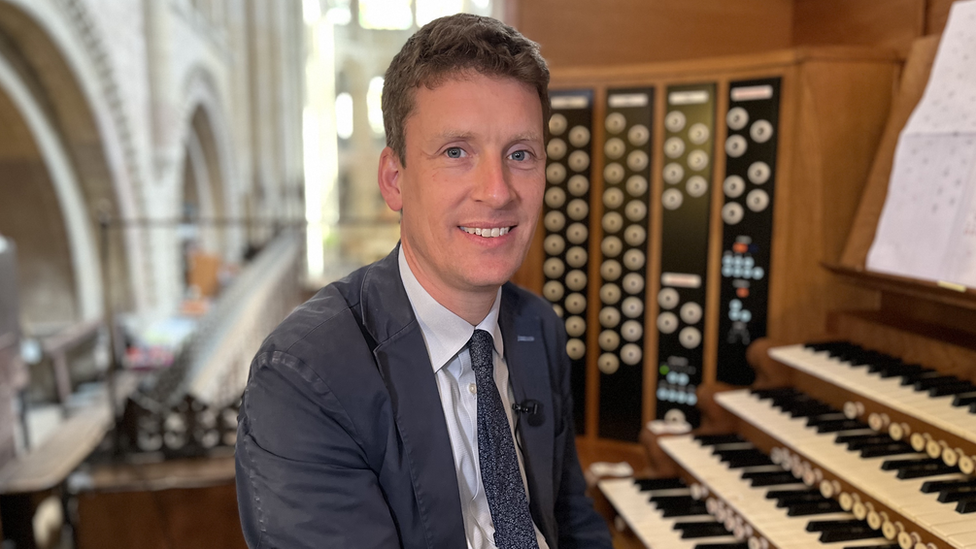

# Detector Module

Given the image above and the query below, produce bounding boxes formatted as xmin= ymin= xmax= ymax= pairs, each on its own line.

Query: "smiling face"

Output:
xmin=378 ymin=72 xmax=545 ymax=320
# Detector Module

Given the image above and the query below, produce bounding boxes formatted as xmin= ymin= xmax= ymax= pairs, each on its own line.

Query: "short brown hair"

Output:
xmin=382 ymin=13 xmax=550 ymax=165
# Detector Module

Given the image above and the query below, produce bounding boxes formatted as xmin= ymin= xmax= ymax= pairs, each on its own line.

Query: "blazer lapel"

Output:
xmin=499 ymin=287 xmax=557 ymax=543
xmin=362 ymin=248 xmax=466 ymax=547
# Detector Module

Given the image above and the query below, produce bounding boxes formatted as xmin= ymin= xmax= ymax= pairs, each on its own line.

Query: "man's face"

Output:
xmin=379 ymin=73 xmax=545 ymax=306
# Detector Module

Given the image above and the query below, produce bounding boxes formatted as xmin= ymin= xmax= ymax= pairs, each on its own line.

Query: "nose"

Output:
xmin=473 ymin=155 xmax=515 ymax=207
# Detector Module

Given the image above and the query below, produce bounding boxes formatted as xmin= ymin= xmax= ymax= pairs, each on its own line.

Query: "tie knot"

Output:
xmin=469 ymin=329 xmax=494 ymax=376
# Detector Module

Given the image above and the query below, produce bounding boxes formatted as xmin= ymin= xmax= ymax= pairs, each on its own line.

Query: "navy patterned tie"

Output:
xmin=469 ymin=329 xmax=539 ymax=549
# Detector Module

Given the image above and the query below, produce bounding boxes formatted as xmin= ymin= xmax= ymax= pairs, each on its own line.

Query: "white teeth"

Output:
xmin=461 ymin=226 xmax=511 ymax=238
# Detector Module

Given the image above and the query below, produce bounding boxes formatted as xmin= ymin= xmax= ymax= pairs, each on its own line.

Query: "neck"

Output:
xmin=442 ymin=290 xmax=497 ymax=325
xmin=402 ymin=248 xmax=499 ymax=325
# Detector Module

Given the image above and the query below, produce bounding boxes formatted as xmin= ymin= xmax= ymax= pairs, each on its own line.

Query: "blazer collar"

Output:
xmin=361 ymin=246 xmax=466 ymax=547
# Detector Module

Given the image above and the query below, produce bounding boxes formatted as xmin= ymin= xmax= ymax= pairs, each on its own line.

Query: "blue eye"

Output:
xmin=510 ymin=150 xmax=528 ymax=161
xmin=446 ymin=147 xmax=463 ymax=158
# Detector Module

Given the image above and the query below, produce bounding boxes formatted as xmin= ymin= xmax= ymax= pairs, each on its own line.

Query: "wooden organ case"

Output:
xmin=585 ymin=36 xmax=976 ymax=549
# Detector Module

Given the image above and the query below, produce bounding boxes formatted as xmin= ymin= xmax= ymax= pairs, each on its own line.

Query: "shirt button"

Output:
xmin=468 ymin=383 xmax=477 ymax=395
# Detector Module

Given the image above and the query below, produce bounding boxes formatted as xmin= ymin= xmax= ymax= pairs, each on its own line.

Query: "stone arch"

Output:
xmin=0 ymin=52 xmax=93 ymax=325
xmin=0 ymin=1 xmax=147 ymax=325
xmin=174 ymin=67 xmax=242 ymax=262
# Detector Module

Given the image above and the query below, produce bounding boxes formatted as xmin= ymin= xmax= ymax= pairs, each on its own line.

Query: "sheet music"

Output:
xmin=867 ymin=0 xmax=976 ymax=288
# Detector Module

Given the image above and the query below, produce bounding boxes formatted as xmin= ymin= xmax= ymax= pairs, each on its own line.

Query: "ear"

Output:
xmin=378 ymin=146 xmax=403 ymax=212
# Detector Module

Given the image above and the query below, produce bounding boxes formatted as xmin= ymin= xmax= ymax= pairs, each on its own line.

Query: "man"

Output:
xmin=236 ymin=13 xmax=613 ymax=549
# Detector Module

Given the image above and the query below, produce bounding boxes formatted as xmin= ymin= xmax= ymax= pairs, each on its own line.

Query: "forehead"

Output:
xmin=404 ymin=73 xmax=543 ymax=138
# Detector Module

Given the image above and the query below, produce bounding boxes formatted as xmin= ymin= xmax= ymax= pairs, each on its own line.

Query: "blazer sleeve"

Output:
xmin=547 ymin=316 xmax=615 ymax=549
xmin=235 ymin=350 xmax=400 ymax=549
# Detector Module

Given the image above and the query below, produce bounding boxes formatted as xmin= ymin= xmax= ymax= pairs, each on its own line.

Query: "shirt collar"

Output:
xmin=398 ymin=246 xmax=504 ymax=373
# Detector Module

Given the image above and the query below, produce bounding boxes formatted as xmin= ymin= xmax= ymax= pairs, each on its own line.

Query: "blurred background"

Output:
xmin=0 ymin=0 xmax=962 ymax=547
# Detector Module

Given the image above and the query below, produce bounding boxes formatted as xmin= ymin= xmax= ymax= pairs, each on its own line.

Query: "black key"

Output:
xmin=651 ymin=495 xmax=696 ymax=507
xmin=696 ymin=434 xmax=745 ymax=446
xmin=766 ymin=488 xmax=821 ymax=500
xmin=827 ymin=346 xmax=865 ymax=363
xmin=805 ymin=413 xmax=848 ymax=427
xmin=635 ymin=478 xmax=686 ymax=491
xmin=881 ymin=457 xmax=942 ymax=471
xmin=662 ymin=503 xmax=710 ymax=517
xmin=865 ymin=358 xmax=904 ymax=373
xmin=860 ymin=442 xmax=916 ymax=458
xmin=752 ymin=387 xmax=798 ymax=400
xmin=952 ymin=393 xmax=976 ymax=407
xmin=938 ymin=484 xmax=976 ymax=503
xmin=820 ymin=524 xmax=883 ymax=543
xmin=913 ymin=376 xmax=962 ymax=391
xmin=806 ymin=519 xmax=864 ymax=532
xmin=817 ymin=419 xmax=869 ymax=433
xmin=897 ymin=461 xmax=959 ymax=479
xmin=877 ymin=363 xmax=927 ymax=379
xmin=846 ymin=435 xmax=895 ymax=450
xmin=930 ymin=384 xmax=976 ymax=397
xmin=694 ymin=544 xmax=748 ymax=549
xmin=773 ymin=491 xmax=827 ymax=508
xmin=956 ymin=497 xmax=976 ymax=513
xmin=786 ymin=403 xmax=836 ymax=419
xmin=743 ymin=471 xmax=799 ymax=487
xmin=835 ymin=433 xmax=884 ymax=445
xmin=715 ymin=449 xmax=774 ymax=468
xmin=898 ymin=369 xmax=941 ymax=386
xmin=804 ymin=342 xmax=835 ymax=352
xmin=969 ymin=401 xmax=976 ymax=414
xmin=920 ymin=478 xmax=976 ymax=494
xmin=675 ymin=521 xmax=732 ymax=539
xmin=787 ymin=499 xmax=843 ymax=516
xmin=863 ymin=350 xmax=896 ymax=362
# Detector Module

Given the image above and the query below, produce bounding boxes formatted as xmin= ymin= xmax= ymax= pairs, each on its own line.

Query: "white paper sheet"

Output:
xmin=867 ymin=0 xmax=976 ymax=288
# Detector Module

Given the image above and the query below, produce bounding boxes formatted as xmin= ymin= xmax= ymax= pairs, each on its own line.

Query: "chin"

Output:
xmin=461 ymin=263 xmax=519 ymax=290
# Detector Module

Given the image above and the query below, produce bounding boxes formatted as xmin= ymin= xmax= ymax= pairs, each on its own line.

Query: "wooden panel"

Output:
xmin=925 ymin=0 xmax=962 ymax=35
xmin=792 ymin=0 xmax=925 ymax=57
xmin=840 ymin=36 xmax=940 ymax=270
xmin=515 ymin=0 xmax=793 ymax=68
xmin=76 ymin=483 xmax=246 ymax=549
xmin=75 ymin=456 xmax=244 ymax=549
xmin=764 ymin=56 xmax=897 ymax=346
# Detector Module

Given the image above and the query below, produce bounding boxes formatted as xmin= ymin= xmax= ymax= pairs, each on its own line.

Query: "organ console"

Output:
xmin=581 ymin=32 xmax=976 ymax=549
xmin=519 ymin=44 xmax=903 ymax=441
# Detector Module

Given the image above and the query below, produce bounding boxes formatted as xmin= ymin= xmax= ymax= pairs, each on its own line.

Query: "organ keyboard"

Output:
xmin=767 ymin=343 xmax=976 ymax=472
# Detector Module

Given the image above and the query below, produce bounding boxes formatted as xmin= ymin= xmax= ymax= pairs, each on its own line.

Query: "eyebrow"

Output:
xmin=432 ymin=130 xmax=543 ymax=143
xmin=509 ymin=132 xmax=544 ymax=144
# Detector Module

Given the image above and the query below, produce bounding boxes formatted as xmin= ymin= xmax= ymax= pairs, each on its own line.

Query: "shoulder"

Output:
xmin=263 ymin=267 xmax=369 ymax=357
xmin=252 ymin=260 xmax=396 ymax=385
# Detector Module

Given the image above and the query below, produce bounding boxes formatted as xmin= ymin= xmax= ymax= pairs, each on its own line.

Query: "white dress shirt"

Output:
xmin=398 ymin=249 xmax=549 ymax=549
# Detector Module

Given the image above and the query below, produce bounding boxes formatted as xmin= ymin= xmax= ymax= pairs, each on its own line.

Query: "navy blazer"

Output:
xmin=236 ymin=247 xmax=612 ymax=548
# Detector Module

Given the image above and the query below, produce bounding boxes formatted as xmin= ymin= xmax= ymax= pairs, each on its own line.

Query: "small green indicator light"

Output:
xmin=659 ymin=365 xmax=669 ymax=375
